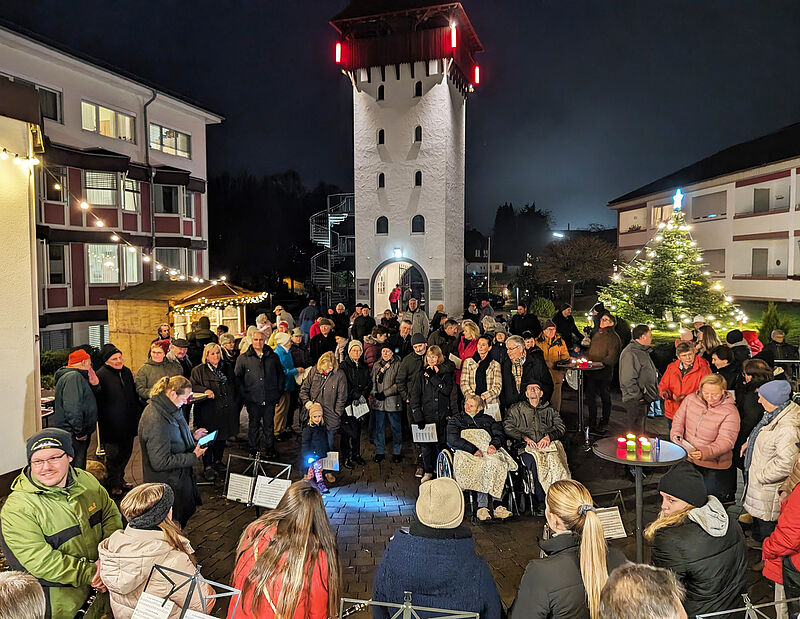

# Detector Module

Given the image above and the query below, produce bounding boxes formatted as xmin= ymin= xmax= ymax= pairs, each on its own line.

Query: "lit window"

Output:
xmin=377 ymin=85 xmax=384 ymax=101
xmin=378 ymin=173 xmax=385 ymax=189
xmin=150 ymin=123 xmax=192 ymax=158
xmin=45 ymin=166 xmax=67 ymax=202
xmin=81 ymin=101 xmax=135 ymax=142
xmin=87 ymin=244 xmax=119 ymax=284
xmin=154 ymin=185 xmax=180 ymax=214
xmin=414 ymin=171 xmax=422 ymax=187
xmin=412 ymin=215 xmax=425 ymax=234
xmin=84 ymin=171 xmax=119 ymax=206
xmin=48 ymin=243 xmax=67 ymax=285
xmin=155 ymin=248 xmax=181 ymax=279
xmin=376 ymin=216 xmax=388 ymax=235
xmin=414 ymin=125 xmax=422 ymax=142
xmin=123 ymin=179 xmax=140 ymax=212
xmin=414 ymin=81 xmax=422 ymax=97
xmin=378 ymin=129 xmax=385 ymax=145
xmin=124 ymin=248 xmax=139 ymax=284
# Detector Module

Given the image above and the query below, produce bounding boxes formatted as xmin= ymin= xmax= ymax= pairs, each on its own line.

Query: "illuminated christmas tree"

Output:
xmin=599 ymin=189 xmax=746 ymax=329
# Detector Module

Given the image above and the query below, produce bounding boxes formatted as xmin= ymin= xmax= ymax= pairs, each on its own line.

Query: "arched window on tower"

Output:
xmin=377 ymin=129 xmax=385 ymax=145
xmin=414 ymin=170 xmax=422 ymax=187
xmin=414 ymin=81 xmax=422 ymax=97
xmin=376 ymin=216 xmax=388 ymax=235
xmin=378 ymin=173 xmax=385 ymax=189
xmin=411 ymin=215 xmax=425 ymax=234
xmin=377 ymin=85 xmax=385 ymax=101
xmin=414 ymin=125 xmax=422 ymax=143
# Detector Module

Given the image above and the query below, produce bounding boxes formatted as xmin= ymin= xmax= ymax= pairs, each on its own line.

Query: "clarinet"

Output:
xmin=340 ymin=600 xmax=371 ymax=617
xmin=72 ymin=589 xmax=97 ymax=619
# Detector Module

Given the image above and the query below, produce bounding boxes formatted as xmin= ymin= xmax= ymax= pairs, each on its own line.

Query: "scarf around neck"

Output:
xmin=472 ymin=351 xmax=492 ymax=395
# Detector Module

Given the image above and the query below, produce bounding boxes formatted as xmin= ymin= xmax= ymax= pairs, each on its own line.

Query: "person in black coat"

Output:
xmin=309 ymin=319 xmax=337 ymax=363
xmin=95 ymin=344 xmax=142 ymax=496
xmin=726 ymin=329 xmax=752 ymax=365
xmin=733 ymin=360 xmax=775 ymax=471
xmin=234 ymin=331 xmax=285 ymax=458
xmin=501 ymin=335 xmax=554 ymax=407
xmin=339 ymin=340 xmax=372 ymax=468
xmin=710 ymin=345 xmax=741 ymax=394
xmin=509 ymin=303 xmax=542 ymax=338
xmin=509 ymin=480 xmax=627 ymax=619
xmin=388 ymin=320 xmax=413 ymax=359
xmin=219 ymin=332 xmax=240 ymax=365
xmin=646 ymin=462 xmax=747 ymax=619
xmin=552 ymin=305 xmax=584 ymax=351
xmin=331 ymin=303 xmax=350 ymax=338
xmin=410 ymin=345 xmax=454 ymax=481
xmin=190 ymin=343 xmax=241 ymax=481
xmin=301 ymin=403 xmax=331 ymax=493
xmin=351 ymin=305 xmax=377 ymax=341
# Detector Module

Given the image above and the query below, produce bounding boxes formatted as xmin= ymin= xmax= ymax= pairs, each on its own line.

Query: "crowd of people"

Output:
xmin=3 ymin=295 xmax=800 ymax=618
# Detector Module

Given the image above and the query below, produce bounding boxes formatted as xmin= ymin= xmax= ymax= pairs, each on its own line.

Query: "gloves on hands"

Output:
xmin=417 ymin=422 xmax=426 ymax=431
xmin=374 ymin=392 xmax=386 ymax=401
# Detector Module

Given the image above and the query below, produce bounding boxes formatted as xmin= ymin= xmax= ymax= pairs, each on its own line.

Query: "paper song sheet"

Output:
xmin=252 ymin=475 xmax=292 ymax=509
xmin=596 ymin=507 xmax=627 ymax=540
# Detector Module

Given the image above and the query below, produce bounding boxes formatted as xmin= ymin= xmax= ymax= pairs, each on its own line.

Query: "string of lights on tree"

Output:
xmin=598 ymin=188 xmax=747 ymax=331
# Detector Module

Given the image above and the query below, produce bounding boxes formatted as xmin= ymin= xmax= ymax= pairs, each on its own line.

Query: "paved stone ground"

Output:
xmin=0 ymin=386 xmax=776 ymax=618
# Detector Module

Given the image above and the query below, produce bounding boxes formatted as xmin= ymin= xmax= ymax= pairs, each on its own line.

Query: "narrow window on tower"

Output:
xmin=411 ymin=215 xmax=425 ymax=234
xmin=378 ymin=173 xmax=385 ymax=189
xmin=376 ymin=216 xmax=388 ymax=235
xmin=414 ymin=81 xmax=422 ymax=97
xmin=414 ymin=125 xmax=422 ymax=143
xmin=377 ymin=85 xmax=385 ymax=101
xmin=414 ymin=170 xmax=422 ymax=187
xmin=377 ymin=129 xmax=385 ymax=145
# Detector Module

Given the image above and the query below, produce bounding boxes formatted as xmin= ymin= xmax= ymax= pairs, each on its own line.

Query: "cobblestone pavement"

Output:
xmin=1 ymin=388 xmax=775 ymax=617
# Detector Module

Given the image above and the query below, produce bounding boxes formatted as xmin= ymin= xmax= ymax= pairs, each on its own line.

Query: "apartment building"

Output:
xmin=0 ymin=21 xmax=223 ymax=349
xmin=610 ymin=122 xmax=800 ymax=302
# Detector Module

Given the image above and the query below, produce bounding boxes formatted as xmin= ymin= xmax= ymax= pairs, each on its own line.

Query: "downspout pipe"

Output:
xmin=143 ymin=90 xmax=157 ymax=279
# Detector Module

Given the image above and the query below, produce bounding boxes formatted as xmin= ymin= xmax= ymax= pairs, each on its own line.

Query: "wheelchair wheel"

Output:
xmin=436 ymin=449 xmax=453 ymax=479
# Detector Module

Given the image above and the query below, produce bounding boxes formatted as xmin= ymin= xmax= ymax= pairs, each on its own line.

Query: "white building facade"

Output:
xmin=610 ymin=123 xmax=800 ymax=302
xmin=0 ymin=24 xmax=222 ymax=348
xmin=331 ymin=1 xmax=482 ymax=315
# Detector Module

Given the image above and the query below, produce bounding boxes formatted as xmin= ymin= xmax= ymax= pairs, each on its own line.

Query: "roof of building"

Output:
xmin=609 ymin=121 xmax=800 ymax=206
xmin=332 ymin=0 xmax=460 ymax=22
xmin=0 ymin=19 xmax=224 ymax=120
xmin=107 ymin=281 xmax=259 ymax=304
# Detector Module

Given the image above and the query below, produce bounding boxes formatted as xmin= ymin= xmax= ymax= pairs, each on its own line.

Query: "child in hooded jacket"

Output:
xmin=302 ymin=403 xmax=330 ymax=493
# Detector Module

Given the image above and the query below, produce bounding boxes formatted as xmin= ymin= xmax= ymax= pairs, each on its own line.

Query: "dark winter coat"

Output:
xmin=729 ymin=341 xmax=752 ymax=365
xmin=509 ymin=533 xmax=627 ymax=619
xmin=187 ymin=317 xmax=218 ymax=366
xmin=651 ymin=502 xmax=748 ymax=618
xmin=618 ymin=340 xmax=660 ymax=403
xmin=372 ymin=523 xmax=501 ymax=619
xmin=331 ymin=311 xmax=350 ymax=338
xmin=309 ymin=332 xmax=336 ymax=363
xmin=410 ymin=365 xmax=454 ymax=424
xmin=428 ymin=327 xmax=457 ymax=359
xmin=95 ymin=364 xmax=142 ymax=443
xmin=234 ymin=345 xmax=285 ymax=405
xmin=733 ymin=376 xmax=772 ymax=469
xmin=447 ymin=412 xmax=504 ymax=454
xmin=504 ymin=399 xmax=565 ymax=454
xmin=301 ymin=424 xmax=330 ymax=461
xmin=289 ymin=341 xmax=311 ymax=370
xmin=388 ymin=332 xmax=413 ymax=359
xmin=299 ymin=368 xmax=348 ymax=432
xmin=138 ymin=393 xmax=200 ymax=526
xmin=53 ymin=366 xmax=98 ymax=438
xmin=341 ymin=357 xmax=372 ymax=406
xmin=352 ymin=314 xmax=376 ymax=341
xmin=190 ymin=361 xmax=241 ymax=440
xmin=362 ymin=336 xmax=383 ymax=371
xmin=551 ymin=310 xmax=583 ymax=349
xmin=758 ymin=340 xmax=800 ymax=372
xmin=396 ymin=351 xmax=426 ymax=402
xmin=500 ymin=348 xmax=554 ymax=407
xmin=167 ymin=351 xmax=193 ymax=379
xmin=221 ymin=346 xmax=239 ymax=365
xmin=371 ymin=355 xmax=403 ymax=412
xmin=713 ymin=363 xmax=742 ymax=395
xmin=509 ymin=312 xmax=542 ymax=337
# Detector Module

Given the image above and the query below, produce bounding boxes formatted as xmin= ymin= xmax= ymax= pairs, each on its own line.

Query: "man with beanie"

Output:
xmin=53 ymin=348 xmax=99 ymax=469
xmin=726 ymin=328 xmax=752 ymax=364
xmin=95 ymin=344 xmax=142 ymax=496
xmin=619 ymin=324 xmax=660 ymax=434
xmin=0 ymin=429 xmax=122 ymax=619
xmin=372 ymin=477 xmax=501 ymax=619
xmin=648 ymin=461 xmax=747 ymax=618
xmin=743 ymin=380 xmax=800 ymax=544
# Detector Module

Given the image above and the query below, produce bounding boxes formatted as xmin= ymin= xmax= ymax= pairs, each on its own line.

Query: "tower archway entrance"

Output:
xmin=371 ymin=258 xmax=428 ymax=316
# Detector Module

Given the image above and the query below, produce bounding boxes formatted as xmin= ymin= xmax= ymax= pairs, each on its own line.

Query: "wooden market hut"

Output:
xmin=107 ymin=280 xmax=266 ymax=372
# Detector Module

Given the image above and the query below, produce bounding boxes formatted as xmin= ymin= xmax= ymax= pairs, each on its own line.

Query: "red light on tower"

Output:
xmin=335 ymin=42 xmax=342 ymax=63
xmin=450 ymin=23 xmax=457 ymax=48
xmin=474 ymin=65 xmax=480 ymax=85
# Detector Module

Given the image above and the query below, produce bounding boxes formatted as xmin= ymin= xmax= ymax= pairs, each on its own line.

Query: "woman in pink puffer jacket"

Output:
xmin=670 ymin=373 xmax=740 ymax=502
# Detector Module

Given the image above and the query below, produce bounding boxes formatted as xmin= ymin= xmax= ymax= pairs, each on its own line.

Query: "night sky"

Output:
xmin=4 ymin=1 xmax=800 ymax=230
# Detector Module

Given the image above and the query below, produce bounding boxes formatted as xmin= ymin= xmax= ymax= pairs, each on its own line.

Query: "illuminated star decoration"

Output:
xmin=672 ymin=188 xmax=684 ymax=212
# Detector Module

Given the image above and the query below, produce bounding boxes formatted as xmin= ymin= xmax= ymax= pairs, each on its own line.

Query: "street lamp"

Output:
xmin=552 ymin=231 xmax=565 ymax=238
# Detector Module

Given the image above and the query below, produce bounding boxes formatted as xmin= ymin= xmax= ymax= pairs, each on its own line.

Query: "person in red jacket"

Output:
xmin=228 ymin=481 xmax=340 ymax=619
xmin=659 ymin=341 xmax=711 ymax=424
xmin=763 ymin=478 xmax=800 ymax=616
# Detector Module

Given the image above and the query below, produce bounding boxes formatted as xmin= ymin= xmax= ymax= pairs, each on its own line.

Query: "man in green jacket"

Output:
xmin=0 ymin=428 xmax=122 ymax=619
xmin=53 ymin=349 xmax=99 ymax=469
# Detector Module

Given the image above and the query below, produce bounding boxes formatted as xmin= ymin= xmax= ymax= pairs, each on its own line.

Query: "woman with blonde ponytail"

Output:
xmin=509 ymin=480 xmax=626 ymax=619
xmin=139 ymin=375 xmax=210 ymax=527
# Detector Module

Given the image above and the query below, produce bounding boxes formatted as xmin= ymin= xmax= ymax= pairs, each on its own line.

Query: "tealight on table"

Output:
xmin=592 ymin=436 xmax=686 ymax=561
xmin=555 ymin=359 xmax=604 ymax=436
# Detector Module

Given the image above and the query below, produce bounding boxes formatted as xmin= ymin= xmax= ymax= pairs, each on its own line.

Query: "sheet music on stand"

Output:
xmin=132 ymin=563 xmax=241 ymax=619
xmin=224 ymin=452 xmax=292 ymax=509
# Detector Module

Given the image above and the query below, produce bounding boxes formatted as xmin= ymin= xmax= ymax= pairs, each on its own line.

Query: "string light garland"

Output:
xmin=0 ymin=145 xmax=40 ymax=166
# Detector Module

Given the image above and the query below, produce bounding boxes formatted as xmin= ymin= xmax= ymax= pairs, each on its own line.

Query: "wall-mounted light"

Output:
xmin=393 ymin=248 xmax=402 ymax=258
xmin=552 ymin=231 xmax=565 ymax=238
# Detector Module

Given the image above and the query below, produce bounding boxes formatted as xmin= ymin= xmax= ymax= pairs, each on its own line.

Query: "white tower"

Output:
xmin=331 ymin=2 xmax=483 ymax=315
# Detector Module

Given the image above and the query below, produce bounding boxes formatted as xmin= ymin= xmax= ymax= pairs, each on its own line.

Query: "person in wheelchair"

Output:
xmin=447 ymin=394 xmax=512 ymax=521
xmin=504 ymin=382 xmax=567 ymax=516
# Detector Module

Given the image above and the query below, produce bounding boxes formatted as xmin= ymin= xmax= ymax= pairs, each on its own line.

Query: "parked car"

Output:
xmin=466 ymin=292 xmax=506 ymax=310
